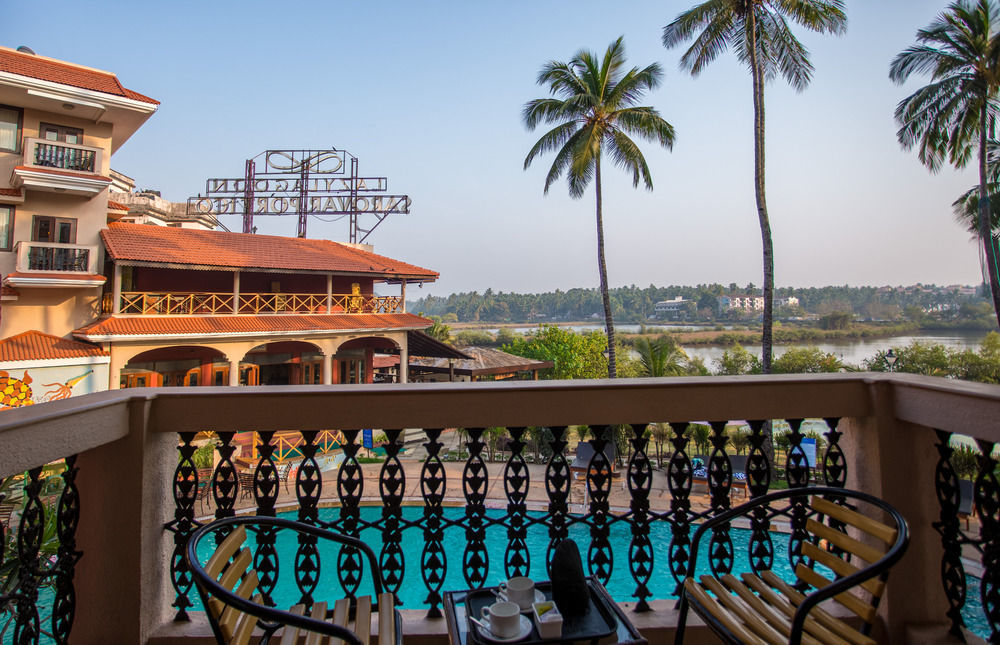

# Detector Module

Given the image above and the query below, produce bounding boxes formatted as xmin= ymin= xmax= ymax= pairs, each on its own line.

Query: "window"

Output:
xmin=0 ymin=206 xmax=12 ymax=251
xmin=32 ymin=216 xmax=77 ymax=244
xmin=39 ymin=122 xmax=83 ymax=145
xmin=0 ymin=105 xmax=21 ymax=152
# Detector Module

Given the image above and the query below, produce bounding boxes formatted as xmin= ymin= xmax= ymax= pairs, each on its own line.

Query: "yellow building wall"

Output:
xmin=0 ymin=287 xmax=104 ymax=339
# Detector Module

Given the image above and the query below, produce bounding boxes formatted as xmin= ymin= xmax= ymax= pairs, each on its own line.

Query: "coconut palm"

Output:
xmin=891 ymin=0 xmax=1000 ymax=327
xmin=634 ymin=335 xmax=688 ymax=376
xmin=663 ymin=0 xmax=847 ymax=373
xmin=523 ymin=37 xmax=676 ymax=378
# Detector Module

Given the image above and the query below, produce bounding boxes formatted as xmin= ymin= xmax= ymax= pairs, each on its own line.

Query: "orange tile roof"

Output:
xmin=0 ymin=330 xmax=108 ymax=362
xmin=107 ymin=200 xmax=129 ymax=212
xmin=0 ymin=46 xmax=159 ymax=105
xmin=101 ymin=222 xmax=439 ymax=280
xmin=74 ymin=313 xmax=433 ymax=339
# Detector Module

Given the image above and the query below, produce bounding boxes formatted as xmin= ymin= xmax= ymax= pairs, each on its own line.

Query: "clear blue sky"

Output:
xmin=8 ymin=1 xmax=984 ymax=297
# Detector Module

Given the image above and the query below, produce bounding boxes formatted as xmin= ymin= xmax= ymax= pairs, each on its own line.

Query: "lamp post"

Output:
xmin=885 ymin=349 xmax=897 ymax=373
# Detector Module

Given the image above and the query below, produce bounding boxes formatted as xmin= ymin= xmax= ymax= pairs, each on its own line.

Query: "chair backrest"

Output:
xmin=796 ymin=494 xmax=903 ymax=629
xmin=200 ymin=525 xmax=262 ymax=645
xmin=958 ymin=478 xmax=975 ymax=516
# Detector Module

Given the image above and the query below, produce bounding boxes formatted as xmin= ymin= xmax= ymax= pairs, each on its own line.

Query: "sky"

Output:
xmin=6 ymin=1 xmax=987 ymax=297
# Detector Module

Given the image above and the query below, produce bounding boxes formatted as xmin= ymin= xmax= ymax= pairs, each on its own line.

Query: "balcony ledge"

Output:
xmin=11 ymin=165 xmax=111 ymax=196
xmin=4 ymin=271 xmax=106 ymax=288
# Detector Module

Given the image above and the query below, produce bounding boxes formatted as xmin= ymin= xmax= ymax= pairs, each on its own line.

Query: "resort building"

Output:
xmin=717 ymin=294 xmax=765 ymax=312
xmin=653 ymin=295 xmax=690 ymax=319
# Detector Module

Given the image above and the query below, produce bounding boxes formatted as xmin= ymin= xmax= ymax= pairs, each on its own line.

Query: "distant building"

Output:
xmin=654 ymin=296 xmax=689 ymax=319
xmin=775 ymin=296 xmax=800 ymax=308
xmin=718 ymin=295 xmax=764 ymax=312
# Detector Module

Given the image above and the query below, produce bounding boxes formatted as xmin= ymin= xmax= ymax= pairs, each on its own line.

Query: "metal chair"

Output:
xmin=675 ymin=487 xmax=909 ymax=645
xmin=186 ymin=516 xmax=401 ymax=645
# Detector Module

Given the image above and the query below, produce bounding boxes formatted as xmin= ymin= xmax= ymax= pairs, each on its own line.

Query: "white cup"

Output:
xmin=498 ymin=576 xmax=535 ymax=610
xmin=481 ymin=601 xmax=521 ymax=638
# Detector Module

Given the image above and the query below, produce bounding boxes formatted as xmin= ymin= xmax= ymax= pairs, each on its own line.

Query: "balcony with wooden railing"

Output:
xmin=0 ymin=373 xmax=997 ymax=644
xmin=107 ymin=292 xmax=405 ymax=315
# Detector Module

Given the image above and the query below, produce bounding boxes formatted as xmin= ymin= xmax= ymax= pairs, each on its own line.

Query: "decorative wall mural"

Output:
xmin=0 ymin=369 xmax=93 ymax=410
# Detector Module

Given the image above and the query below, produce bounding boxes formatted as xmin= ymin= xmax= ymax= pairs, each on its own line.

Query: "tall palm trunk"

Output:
xmin=979 ymin=101 xmax=1000 ymax=328
xmin=595 ymin=155 xmax=617 ymax=378
xmin=748 ymin=8 xmax=774 ymax=374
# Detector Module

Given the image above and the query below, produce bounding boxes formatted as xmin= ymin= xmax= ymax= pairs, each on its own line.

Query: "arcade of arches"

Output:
xmin=115 ymin=335 xmax=405 ymax=389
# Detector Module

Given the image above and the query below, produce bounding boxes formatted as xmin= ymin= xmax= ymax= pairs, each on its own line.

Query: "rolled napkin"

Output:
xmin=550 ymin=539 xmax=588 ymax=617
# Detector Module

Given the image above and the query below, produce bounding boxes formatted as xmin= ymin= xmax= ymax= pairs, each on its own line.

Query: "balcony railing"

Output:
xmin=21 ymin=138 xmax=101 ymax=174
xmin=112 ymin=291 xmax=404 ymax=315
xmin=13 ymin=241 xmax=99 ymax=274
xmin=0 ymin=374 xmax=997 ymax=643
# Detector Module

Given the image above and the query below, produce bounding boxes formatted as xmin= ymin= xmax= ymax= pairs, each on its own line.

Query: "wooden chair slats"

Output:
xmin=755 ymin=571 xmax=876 ymax=645
xmin=805 ymin=518 xmax=885 ymax=565
xmin=684 ymin=578 xmax=769 ymax=645
xmin=218 ymin=548 xmax=253 ymax=593
xmin=218 ymin=571 xmax=260 ymax=636
xmin=795 ymin=564 xmax=877 ymax=624
xmin=279 ymin=605 xmax=307 ymax=645
xmin=800 ymin=541 xmax=885 ymax=598
xmin=810 ymin=496 xmax=897 ymax=546
xmin=719 ymin=574 xmax=843 ymax=645
xmin=354 ymin=595 xmax=372 ymax=645
xmin=303 ymin=602 xmax=328 ymax=645
xmin=230 ymin=593 xmax=263 ymax=645
xmin=378 ymin=592 xmax=396 ymax=645
xmin=205 ymin=526 xmax=248 ymax=579
xmin=699 ymin=575 xmax=790 ymax=645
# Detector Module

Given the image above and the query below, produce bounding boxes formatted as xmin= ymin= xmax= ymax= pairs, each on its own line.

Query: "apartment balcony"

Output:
xmin=106 ymin=291 xmax=404 ymax=315
xmin=0 ymin=374 xmax=996 ymax=644
xmin=10 ymin=138 xmax=110 ymax=196
xmin=4 ymin=241 xmax=105 ymax=288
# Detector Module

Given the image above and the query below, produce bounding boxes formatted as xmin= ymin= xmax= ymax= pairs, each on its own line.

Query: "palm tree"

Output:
xmin=523 ymin=37 xmax=676 ymax=378
xmin=634 ymin=335 xmax=688 ymax=376
xmin=663 ymin=1 xmax=847 ymax=373
xmin=891 ymin=0 xmax=1000 ymax=328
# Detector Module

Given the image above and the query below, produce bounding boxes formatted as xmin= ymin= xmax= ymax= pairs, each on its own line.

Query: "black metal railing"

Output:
xmin=0 ymin=458 xmax=81 ymax=645
xmin=26 ymin=246 xmax=90 ymax=272
xmin=31 ymin=142 xmax=96 ymax=173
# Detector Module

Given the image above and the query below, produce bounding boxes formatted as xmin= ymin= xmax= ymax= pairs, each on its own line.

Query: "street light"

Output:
xmin=885 ymin=349 xmax=897 ymax=373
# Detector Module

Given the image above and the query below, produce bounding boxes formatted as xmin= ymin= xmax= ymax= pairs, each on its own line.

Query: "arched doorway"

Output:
xmin=243 ymin=341 xmax=324 ymax=385
xmin=336 ymin=337 xmax=398 ymax=384
xmin=120 ymin=346 xmax=258 ymax=388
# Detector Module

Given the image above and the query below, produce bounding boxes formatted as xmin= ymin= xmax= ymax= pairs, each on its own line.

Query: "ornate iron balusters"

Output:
xmin=503 ymin=427 xmax=530 ymax=579
xmin=419 ymin=429 xmax=447 ymax=618
xmin=706 ymin=421 xmax=733 ymax=577
xmin=379 ymin=429 xmax=406 ymax=599
xmin=295 ymin=430 xmax=322 ymax=605
xmin=933 ymin=429 xmax=967 ymax=638
xmin=461 ymin=428 xmax=490 ymax=588
xmin=784 ymin=419 xmax=810 ymax=572
xmin=336 ymin=430 xmax=364 ymax=600
xmin=544 ymin=426 xmax=570 ymax=572
xmin=821 ymin=417 xmax=846 ymax=487
xmin=212 ymin=432 xmax=239 ymax=526
xmin=626 ymin=423 xmax=653 ymax=611
xmin=13 ymin=467 xmax=44 ymax=644
xmin=666 ymin=421 xmax=693 ymax=595
xmin=745 ymin=420 xmax=773 ymax=574
xmin=975 ymin=439 xmax=1000 ymax=641
xmin=51 ymin=455 xmax=80 ymax=645
xmin=586 ymin=427 xmax=614 ymax=585
xmin=251 ymin=431 xmax=279 ymax=605
xmin=166 ymin=432 xmax=200 ymax=620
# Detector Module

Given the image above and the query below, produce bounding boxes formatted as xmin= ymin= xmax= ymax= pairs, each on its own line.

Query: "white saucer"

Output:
xmin=498 ymin=589 xmax=546 ymax=612
xmin=473 ymin=615 xmax=532 ymax=643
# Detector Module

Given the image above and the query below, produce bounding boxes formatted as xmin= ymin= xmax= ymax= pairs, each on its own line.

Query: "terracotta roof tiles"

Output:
xmin=101 ymin=222 xmax=438 ymax=280
xmin=107 ymin=200 xmax=129 ymax=212
xmin=0 ymin=330 xmax=108 ymax=362
xmin=0 ymin=188 xmax=22 ymax=197
xmin=0 ymin=46 xmax=159 ymax=105
xmin=74 ymin=313 xmax=432 ymax=340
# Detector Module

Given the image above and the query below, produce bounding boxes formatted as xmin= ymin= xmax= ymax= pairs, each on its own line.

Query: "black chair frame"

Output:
xmin=675 ymin=486 xmax=909 ymax=645
xmin=186 ymin=515 xmax=401 ymax=645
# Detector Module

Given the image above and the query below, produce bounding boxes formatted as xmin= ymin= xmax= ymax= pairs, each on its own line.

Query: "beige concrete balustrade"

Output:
xmin=0 ymin=373 xmax=996 ymax=644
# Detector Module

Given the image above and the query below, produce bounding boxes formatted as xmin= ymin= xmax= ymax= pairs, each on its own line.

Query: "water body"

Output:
xmin=682 ymin=329 xmax=991 ymax=369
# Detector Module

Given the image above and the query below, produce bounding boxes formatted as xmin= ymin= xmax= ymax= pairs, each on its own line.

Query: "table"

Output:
xmin=443 ymin=577 xmax=646 ymax=645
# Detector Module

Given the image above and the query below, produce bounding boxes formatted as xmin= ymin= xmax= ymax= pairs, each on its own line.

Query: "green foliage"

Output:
xmin=424 ymin=315 xmax=453 ymax=344
xmin=729 ymin=426 xmax=750 ymax=455
xmin=950 ymin=445 xmax=980 ymax=480
xmin=634 ymin=335 xmax=689 ymax=377
xmin=453 ymin=329 xmax=496 ymax=347
xmin=191 ymin=442 xmax=216 ymax=469
xmin=819 ymin=312 xmax=852 ymax=330
xmin=771 ymin=347 xmax=843 ymax=374
xmin=861 ymin=335 xmax=1000 ymax=381
xmin=715 ymin=345 xmax=761 ymax=375
xmin=687 ymin=423 xmax=712 ymax=457
xmin=503 ymin=325 xmax=608 ymax=380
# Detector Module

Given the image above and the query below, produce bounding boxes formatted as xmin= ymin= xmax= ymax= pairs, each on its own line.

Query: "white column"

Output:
xmin=112 ymin=265 xmax=122 ymax=314
xmin=322 ymin=354 xmax=333 ymax=384
xmin=401 ymin=280 xmax=407 ymax=313
xmin=326 ymin=274 xmax=333 ymax=313
xmin=233 ymin=271 xmax=241 ymax=314
xmin=229 ymin=359 xmax=240 ymax=386
xmin=399 ymin=343 xmax=408 ymax=384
